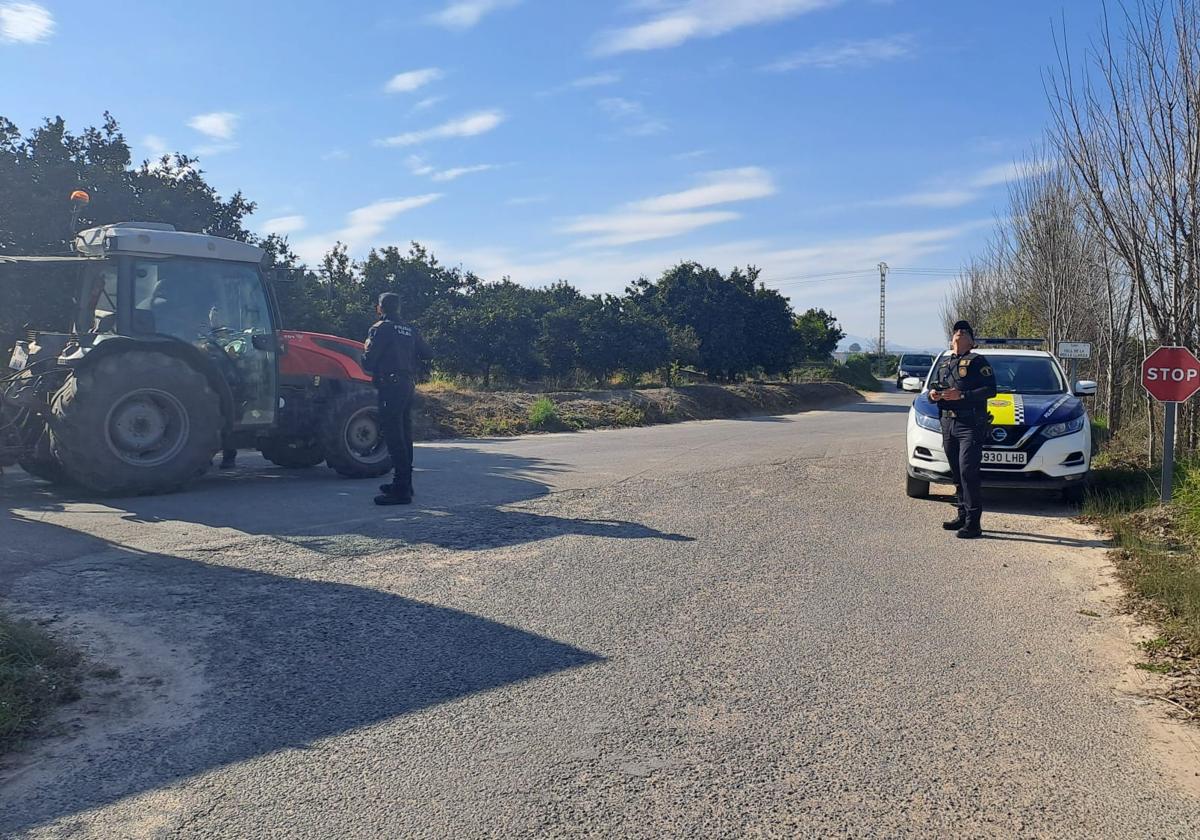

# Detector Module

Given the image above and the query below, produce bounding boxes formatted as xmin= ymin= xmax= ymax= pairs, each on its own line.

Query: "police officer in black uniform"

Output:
xmin=362 ymin=292 xmax=433 ymax=506
xmin=929 ymin=320 xmax=997 ymax=539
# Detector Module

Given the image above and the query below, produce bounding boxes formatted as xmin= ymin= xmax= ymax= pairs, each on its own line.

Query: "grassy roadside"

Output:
xmin=0 ymin=613 xmax=82 ymax=754
xmin=1083 ymin=451 xmax=1200 ymax=719
xmin=412 ymin=381 xmax=861 ymax=439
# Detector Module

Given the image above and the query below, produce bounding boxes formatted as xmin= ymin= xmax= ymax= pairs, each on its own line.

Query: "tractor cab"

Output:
xmin=65 ymin=222 xmax=281 ymax=430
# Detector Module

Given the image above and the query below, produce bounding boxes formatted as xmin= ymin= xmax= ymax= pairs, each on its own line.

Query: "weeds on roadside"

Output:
xmin=1086 ymin=458 xmax=1200 ymax=661
xmin=527 ymin=397 xmax=561 ymax=430
xmin=0 ymin=614 xmax=81 ymax=751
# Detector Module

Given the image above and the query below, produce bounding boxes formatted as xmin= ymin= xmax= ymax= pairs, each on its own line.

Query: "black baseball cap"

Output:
xmin=951 ymin=320 xmax=974 ymax=337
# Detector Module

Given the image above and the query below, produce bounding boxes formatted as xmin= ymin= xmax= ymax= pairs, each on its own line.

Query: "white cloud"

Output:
xmin=431 ymin=164 xmax=499 ymax=182
xmin=595 ymin=0 xmax=840 ymax=55
xmin=969 ymin=158 xmax=1058 ymax=189
xmin=195 ymin=143 xmax=238 ymax=157
xmin=385 ymin=68 xmax=443 ymax=94
xmin=561 ymin=167 xmax=775 ymax=246
xmin=630 ymin=167 xmax=775 ymax=213
xmin=766 ymin=34 xmax=914 ymax=71
xmin=598 ymin=97 xmax=667 ymax=137
xmin=0 ymin=2 xmax=54 ymax=43
xmin=322 ymin=149 xmax=350 ymax=161
xmin=565 ymin=210 xmax=740 ymax=247
xmin=379 ymin=110 xmax=505 ymax=147
xmin=188 ymin=112 xmax=238 ymax=141
xmin=428 ymin=0 xmax=520 ymax=29
xmin=866 ymin=189 xmax=979 ymax=210
xmin=291 ymin=195 xmax=443 ymax=263
xmin=860 ymin=159 xmax=1062 ymax=211
xmin=570 ymin=72 xmax=622 ymax=89
xmin=412 ymin=95 xmax=446 ymax=112
xmin=673 ymin=149 xmax=710 ymax=161
xmin=539 ymin=72 xmax=622 ymax=98
xmin=262 ymin=215 xmax=307 ymax=235
xmin=506 ymin=194 xmax=551 ymax=206
xmin=406 ymin=155 xmax=436 ymax=176
xmin=143 ymin=134 xmax=170 ymax=160
xmin=407 ymin=155 xmax=499 ymax=182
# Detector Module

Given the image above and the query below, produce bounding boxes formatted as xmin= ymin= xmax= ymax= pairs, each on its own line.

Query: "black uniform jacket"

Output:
xmin=361 ymin=317 xmax=433 ymax=384
xmin=934 ymin=352 xmax=997 ymax=418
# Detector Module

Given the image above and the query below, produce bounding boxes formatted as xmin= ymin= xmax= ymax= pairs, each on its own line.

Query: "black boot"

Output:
xmin=375 ymin=488 xmax=412 ymax=505
xmin=943 ymin=511 xmax=966 ymax=531
xmin=956 ymin=518 xmax=983 ymax=539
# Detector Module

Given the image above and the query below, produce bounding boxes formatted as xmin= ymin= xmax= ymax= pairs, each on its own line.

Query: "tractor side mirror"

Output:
xmin=268 ymin=267 xmax=300 ymax=284
xmin=252 ymin=333 xmax=282 ymax=353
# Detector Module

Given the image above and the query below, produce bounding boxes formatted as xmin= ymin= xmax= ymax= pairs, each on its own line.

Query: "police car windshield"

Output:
xmin=935 ymin=352 xmax=1066 ymax=395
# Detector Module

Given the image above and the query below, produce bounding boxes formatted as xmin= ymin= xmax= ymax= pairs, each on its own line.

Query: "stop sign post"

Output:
xmin=1141 ymin=346 xmax=1200 ymax=503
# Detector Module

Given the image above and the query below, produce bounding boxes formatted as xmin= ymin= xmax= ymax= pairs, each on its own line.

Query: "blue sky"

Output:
xmin=1 ymin=0 xmax=1104 ymax=349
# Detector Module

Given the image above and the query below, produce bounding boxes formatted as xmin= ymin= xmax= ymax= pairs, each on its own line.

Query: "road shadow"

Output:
xmin=0 ymin=531 xmax=603 ymax=835
xmin=925 ymin=485 xmax=1076 ymax=519
xmin=981 ymin=531 xmax=1109 ymax=549
xmin=2 ymin=444 xmax=694 ymax=557
xmin=831 ymin=401 xmax=912 ymax=414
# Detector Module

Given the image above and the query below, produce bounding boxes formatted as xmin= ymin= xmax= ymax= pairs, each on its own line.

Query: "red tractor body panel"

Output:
xmin=278 ymin=331 xmax=372 ymax=384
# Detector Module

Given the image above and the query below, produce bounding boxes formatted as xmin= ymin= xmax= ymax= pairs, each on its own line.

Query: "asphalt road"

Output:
xmin=2 ymin=388 xmax=1198 ymax=838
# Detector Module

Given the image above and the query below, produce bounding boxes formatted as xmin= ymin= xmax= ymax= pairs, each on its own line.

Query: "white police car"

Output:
xmin=904 ymin=341 xmax=1097 ymax=502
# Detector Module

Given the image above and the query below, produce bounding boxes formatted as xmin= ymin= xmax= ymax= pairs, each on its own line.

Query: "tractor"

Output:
xmin=1 ymin=219 xmax=391 ymax=495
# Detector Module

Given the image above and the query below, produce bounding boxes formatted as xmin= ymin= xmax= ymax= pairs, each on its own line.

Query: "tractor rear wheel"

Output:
xmin=260 ymin=437 xmax=325 ymax=469
xmin=320 ymin=389 xmax=392 ymax=479
xmin=50 ymin=351 xmax=222 ymax=495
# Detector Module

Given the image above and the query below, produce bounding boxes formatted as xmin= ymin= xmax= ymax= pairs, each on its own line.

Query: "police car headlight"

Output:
xmin=1042 ymin=414 xmax=1086 ymax=438
xmin=914 ymin=413 xmax=941 ymax=432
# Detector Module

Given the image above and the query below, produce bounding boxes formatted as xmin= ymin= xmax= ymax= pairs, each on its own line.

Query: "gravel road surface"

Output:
xmin=2 ymin=388 xmax=1198 ymax=838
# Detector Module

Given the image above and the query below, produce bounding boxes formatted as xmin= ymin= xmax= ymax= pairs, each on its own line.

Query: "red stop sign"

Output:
xmin=1142 ymin=346 xmax=1200 ymax=402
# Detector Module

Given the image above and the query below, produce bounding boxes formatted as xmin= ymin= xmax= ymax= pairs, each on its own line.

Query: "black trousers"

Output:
xmin=377 ymin=378 xmax=415 ymax=490
xmin=941 ymin=413 xmax=986 ymax=525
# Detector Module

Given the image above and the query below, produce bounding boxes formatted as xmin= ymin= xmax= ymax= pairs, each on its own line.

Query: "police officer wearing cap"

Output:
xmin=362 ymin=292 xmax=433 ymax=506
xmin=929 ymin=320 xmax=997 ymax=539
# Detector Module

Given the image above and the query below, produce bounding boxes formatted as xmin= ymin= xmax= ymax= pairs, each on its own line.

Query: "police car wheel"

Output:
xmin=905 ymin=474 xmax=930 ymax=499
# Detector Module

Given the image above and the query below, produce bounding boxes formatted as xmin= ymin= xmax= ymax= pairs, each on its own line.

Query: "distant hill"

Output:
xmin=837 ymin=334 xmax=943 ymax=355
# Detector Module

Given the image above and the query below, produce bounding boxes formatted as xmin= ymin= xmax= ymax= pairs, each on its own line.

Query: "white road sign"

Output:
xmin=1057 ymin=341 xmax=1092 ymax=360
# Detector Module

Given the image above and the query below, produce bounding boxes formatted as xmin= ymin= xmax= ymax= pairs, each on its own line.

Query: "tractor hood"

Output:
xmin=914 ymin=392 xmax=1084 ymax=426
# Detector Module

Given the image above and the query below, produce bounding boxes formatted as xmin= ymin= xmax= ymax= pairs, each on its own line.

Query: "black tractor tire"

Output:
xmin=905 ymin=473 xmax=930 ymax=499
xmin=18 ymin=428 xmax=73 ymax=485
xmin=18 ymin=455 xmax=72 ymax=485
xmin=260 ymin=437 xmax=326 ymax=469
xmin=320 ymin=388 xmax=392 ymax=479
xmin=49 ymin=351 xmax=222 ymax=495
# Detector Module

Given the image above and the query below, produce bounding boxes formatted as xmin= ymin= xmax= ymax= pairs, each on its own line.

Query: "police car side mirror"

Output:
xmin=1074 ymin=380 xmax=1097 ymax=397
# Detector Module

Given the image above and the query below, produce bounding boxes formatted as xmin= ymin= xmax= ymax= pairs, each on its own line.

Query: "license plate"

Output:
xmin=8 ymin=345 xmax=28 ymax=371
xmin=983 ymin=450 xmax=1027 ymax=466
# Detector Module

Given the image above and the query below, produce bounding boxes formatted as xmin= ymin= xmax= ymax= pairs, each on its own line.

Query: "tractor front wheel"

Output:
xmin=320 ymin=389 xmax=392 ymax=479
xmin=260 ymin=437 xmax=326 ymax=469
xmin=50 ymin=351 xmax=222 ymax=495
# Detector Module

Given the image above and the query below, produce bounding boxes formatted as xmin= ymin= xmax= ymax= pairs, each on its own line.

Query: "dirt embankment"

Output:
xmin=411 ymin=381 xmax=861 ymax=440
